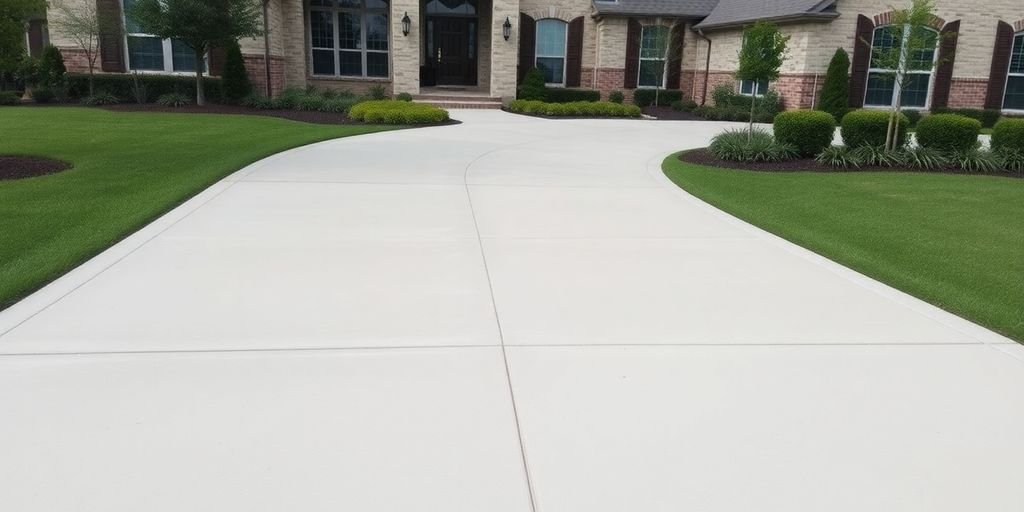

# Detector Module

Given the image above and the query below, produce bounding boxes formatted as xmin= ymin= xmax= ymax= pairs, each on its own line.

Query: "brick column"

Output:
xmin=489 ymin=0 xmax=519 ymax=101
xmin=391 ymin=0 xmax=420 ymax=96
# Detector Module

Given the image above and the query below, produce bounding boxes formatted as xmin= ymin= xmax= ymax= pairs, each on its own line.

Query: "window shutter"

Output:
xmin=985 ymin=21 xmax=1015 ymax=110
xmin=930 ymin=20 xmax=960 ymax=109
xmin=518 ymin=13 xmax=536 ymax=85
xmin=848 ymin=15 xmax=874 ymax=108
xmin=624 ymin=18 xmax=641 ymax=89
xmin=666 ymin=21 xmax=685 ymax=90
xmin=27 ymin=20 xmax=45 ymax=58
xmin=209 ymin=46 xmax=227 ymax=76
xmin=97 ymin=0 xmax=126 ymax=72
xmin=565 ymin=17 xmax=584 ymax=87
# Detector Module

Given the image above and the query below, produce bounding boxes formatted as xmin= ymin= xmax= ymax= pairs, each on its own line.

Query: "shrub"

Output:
xmin=841 ymin=109 xmax=909 ymax=148
xmin=221 ymin=40 xmax=252 ymax=104
xmin=608 ymin=90 xmax=624 ymax=104
xmin=773 ymin=109 xmax=837 ymax=156
xmin=991 ymin=118 xmax=1024 ymax=152
xmin=65 ymin=73 xmax=221 ymax=102
xmin=709 ymin=129 xmax=799 ymax=163
xmin=997 ymin=148 xmax=1024 ymax=173
xmin=0 ymin=91 xmax=20 ymax=105
xmin=241 ymin=93 xmax=274 ymax=109
xmin=545 ymin=88 xmax=601 ymax=103
xmin=322 ymin=97 xmax=359 ymax=113
xmin=671 ymin=99 xmax=697 ymax=112
xmin=519 ymin=68 xmax=547 ymax=100
xmin=632 ymin=89 xmax=683 ymax=107
xmin=903 ymin=109 xmax=922 ymax=127
xmin=81 ymin=92 xmax=120 ymax=106
xmin=818 ymin=48 xmax=850 ymax=122
xmin=31 ymin=87 xmax=55 ymax=104
xmin=816 ymin=146 xmax=860 ymax=168
xmin=368 ymin=84 xmax=388 ymax=100
xmin=507 ymin=100 xmax=641 ymax=118
xmin=932 ymin=108 xmax=1001 ymax=128
xmin=849 ymin=145 xmax=903 ymax=167
xmin=898 ymin=146 xmax=948 ymax=169
xmin=296 ymin=94 xmax=327 ymax=111
xmin=395 ymin=92 xmax=413 ymax=102
xmin=348 ymin=100 xmax=449 ymax=124
xmin=37 ymin=45 xmax=67 ymax=89
xmin=949 ymin=148 xmax=1001 ymax=172
xmin=156 ymin=92 xmax=191 ymax=107
xmin=915 ymin=114 xmax=980 ymax=151
xmin=711 ymin=85 xmax=782 ymax=121
xmin=128 ymin=72 xmax=148 ymax=104
xmin=272 ymin=87 xmax=305 ymax=109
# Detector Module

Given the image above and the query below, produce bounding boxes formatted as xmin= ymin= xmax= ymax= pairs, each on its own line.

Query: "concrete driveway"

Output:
xmin=1 ymin=110 xmax=1022 ymax=511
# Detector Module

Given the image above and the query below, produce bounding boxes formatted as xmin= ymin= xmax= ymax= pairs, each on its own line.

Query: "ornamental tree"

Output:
xmin=128 ymin=0 xmax=262 ymax=105
xmin=818 ymin=48 xmax=850 ymax=122
xmin=736 ymin=21 xmax=789 ymax=139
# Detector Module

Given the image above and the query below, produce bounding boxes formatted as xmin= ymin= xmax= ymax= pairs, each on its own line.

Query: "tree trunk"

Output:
xmin=885 ymin=89 xmax=903 ymax=151
xmin=748 ymin=93 xmax=757 ymax=141
xmin=88 ymin=66 xmax=95 ymax=96
xmin=195 ymin=49 xmax=206 ymax=106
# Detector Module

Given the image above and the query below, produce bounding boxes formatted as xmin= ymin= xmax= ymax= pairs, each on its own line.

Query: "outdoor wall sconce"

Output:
xmin=402 ymin=12 xmax=411 ymax=36
xmin=503 ymin=17 xmax=512 ymax=41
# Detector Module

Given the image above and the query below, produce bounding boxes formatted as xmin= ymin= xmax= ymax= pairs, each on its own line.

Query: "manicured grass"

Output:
xmin=663 ymin=153 xmax=1024 ymax=342
xmin=0 ymin=107 xmax=394 ymax=309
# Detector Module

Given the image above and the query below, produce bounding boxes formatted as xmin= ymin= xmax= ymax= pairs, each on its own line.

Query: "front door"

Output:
xmin=432 ymin=17 xmax=476 ymax=86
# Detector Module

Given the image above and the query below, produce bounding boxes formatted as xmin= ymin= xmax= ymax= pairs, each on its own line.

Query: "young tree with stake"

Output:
xmin=128 ymin=0 xmax=262 ymax=105
xmin=736 ymin=21 xmax=789 ymax=139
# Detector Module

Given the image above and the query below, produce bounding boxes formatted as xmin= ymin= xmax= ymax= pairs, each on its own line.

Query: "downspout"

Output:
xmin=262 ymin=0 xmax=273 ymax=97
xmin=693 ymin=27 xmax=712 ymax=105
xmin=592 ymin=17 xmax=601 ymax=89
xmin=810 ymin=73 xmax=818 ymax=109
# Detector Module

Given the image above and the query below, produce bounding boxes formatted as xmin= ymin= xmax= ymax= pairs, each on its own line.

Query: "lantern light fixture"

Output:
xmin=402 ymin=12 xmax=411 ymax=36
xmin=503 ymin=17 xmax=512 ymax=41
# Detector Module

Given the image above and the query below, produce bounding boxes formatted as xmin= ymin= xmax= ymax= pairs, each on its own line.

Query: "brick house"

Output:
xmin=26 ymin=0 xmax=1024 ymax=111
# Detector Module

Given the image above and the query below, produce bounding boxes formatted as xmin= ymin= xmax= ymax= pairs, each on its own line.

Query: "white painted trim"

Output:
xmin=307 ymin=1 xmax=390 ymax=79
xmin=863 ymin=23 xmax=939 ymax=110
xmin=535 ymin=18 xmax=568 ymax=86
xmin=637 ymin=24 xmax=668 ymax=89
xmin=1002 ymin=31 xmax=1024 ymax=111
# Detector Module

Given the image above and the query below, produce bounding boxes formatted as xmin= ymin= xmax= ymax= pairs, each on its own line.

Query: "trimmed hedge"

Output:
xmin=931 ymin=107 xmax=1002 ymax=128
xmin=65 ymin=73 xmax=222 ymax=103
xmin=544 ymin=88 xmax=601 ymax=103
xmin=347 ymin=100 xmax=449 ymax=124
xmin=632 ymin=89 xmax=683 ymax=107
xmin=0 ymin=91 xmax=19 ymax=105
xmin=507 ymin=100 xmax=642 ymax=117
xmin=773 ymin=109 xmax=837 ymax=156
xmin=915 ymin=114 xmax=981 ymax=151
xmin=841 ymin=109 xmax=909 ymax=148
xmin=518 ymin=68 xmax=547 ymax=100
xmin=991 ymin=118 xmax=1024 ymax=152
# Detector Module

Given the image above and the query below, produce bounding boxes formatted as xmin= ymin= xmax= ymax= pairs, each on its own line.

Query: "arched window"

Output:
xmin=536 ymin=19 xmax=567 ymax=85
xmin=1005 ymin=32 xmax=1024 ymax=111
xmin=865 ymin=24 xmax=938 ymax=108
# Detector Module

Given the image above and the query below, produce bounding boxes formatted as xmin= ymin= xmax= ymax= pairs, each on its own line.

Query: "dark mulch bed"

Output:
xmin=102 ymin=103 xmax=362 ymax=124
xmin=501 ymin=108 xmax=643 ymax=120
xmin=642 ymin=106 xmax=703 ymax=121
xmin=680 ymin=148 xmax=1024 ymax=179
xmin=0 ymin=155 xmax=72 ymax=181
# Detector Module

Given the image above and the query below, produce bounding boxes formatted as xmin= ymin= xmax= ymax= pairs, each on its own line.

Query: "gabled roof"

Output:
xmin=592 ymin=0 xmax=719 ymax=18
xmin=695 ymin=0 xmax=839 ymax=29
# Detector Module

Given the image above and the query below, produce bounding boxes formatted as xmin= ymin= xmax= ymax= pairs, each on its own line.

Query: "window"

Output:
xmin=864 ymin=24 xmax=938 ymax=109
xmin=309 ymin=0 xmax=389 ymax=78
xmin=739 ymin=79 xmax=769 ymax=96
xmin=1005 ymin=33 xmax=1024 ymax=111
xmin=638 ymin=25 xmax=669 ymax=88
xmin=535 ymin=19 xmax=567 ymax=85
xmin=122 ymin=0 xmax=203 ymax=72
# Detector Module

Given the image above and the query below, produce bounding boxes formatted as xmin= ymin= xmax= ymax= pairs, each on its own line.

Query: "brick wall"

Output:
xmin=243 ymin=54 xmax=287 ymax=97
xmin=57 ymin=48 xmax=92 ymax=74
xmin=947 ymin=78 xmax=989 ymax=109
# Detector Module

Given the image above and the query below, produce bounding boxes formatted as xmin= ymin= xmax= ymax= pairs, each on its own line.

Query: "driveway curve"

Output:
xmin=1 ymin=110 xmax=1022 ymax=512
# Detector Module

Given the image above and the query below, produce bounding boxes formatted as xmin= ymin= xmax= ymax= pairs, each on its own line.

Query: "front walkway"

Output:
xmin=1 ymin=111 xmax=1022 ymax=511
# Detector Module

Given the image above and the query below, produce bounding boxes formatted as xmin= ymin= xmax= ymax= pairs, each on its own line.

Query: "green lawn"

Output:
xmin=0 ymin=107 xmax=394 ymax=309
xmin=663 ymin=154 xmax=1024 ymax=342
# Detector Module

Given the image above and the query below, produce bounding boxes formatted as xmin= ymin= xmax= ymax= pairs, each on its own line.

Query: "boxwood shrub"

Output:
xmin=931 ymin=107 xmax=1002 ymax=128
xmin=65 ymin=73 xmax=221 ymax=103
xmin=544 ymin=88 xmax=601 ymax=103
xmin=508 ymin=99 xmax=641 ymax=117
xmin=347 ymin=100 xmax=449 ymax=124
xmin=632 ymin=89 xmax=683 ymax=107
xmin=773 ymin=109 xmax=837 ymax=156
xmin=991 ymin=118 xmax=1024 ymax=152
xmin=840 ymin=109 xmax=909 ymax=148
xmin=915 ymin=113 xmax=981 ymax=151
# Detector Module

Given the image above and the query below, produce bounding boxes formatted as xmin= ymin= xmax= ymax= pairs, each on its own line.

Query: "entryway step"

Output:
xmin=413 ymin=97 xmax=503 ymax=109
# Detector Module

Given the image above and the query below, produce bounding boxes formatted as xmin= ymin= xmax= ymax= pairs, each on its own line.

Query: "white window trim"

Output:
xmin=121 ymin=0 xmax=206 ymax=74
xmin=1003 ymin=31 xmax=1024 ymax=113
xmin=864 ymin=23 xmax=938 ymax=111
xmin=737 ymin=79 xmax=769 ymax=97
xmin=535 ymin=18 xmax=568 ymax=87
xmin=637 ymin=24 xmax=668 ymax=89
xmin=308 ymin=0 xmax=390 ymax=79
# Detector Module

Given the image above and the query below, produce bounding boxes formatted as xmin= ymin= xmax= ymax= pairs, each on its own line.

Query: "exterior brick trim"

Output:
xmin=873 ymin=11 xmax=945 ymax=30
xmin=1014 ymin=19 xmax=1024 ymax=32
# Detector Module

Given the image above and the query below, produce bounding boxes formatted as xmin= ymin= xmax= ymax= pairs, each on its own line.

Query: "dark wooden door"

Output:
xmin=434 ymin=17 xmax=470 ymax=85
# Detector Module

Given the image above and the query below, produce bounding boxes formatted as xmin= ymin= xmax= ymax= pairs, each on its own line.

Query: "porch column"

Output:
xmin=391 ymin=0 xmax=421 ymax=96
xmin=489 ymin=0 xmax=519 ymax=101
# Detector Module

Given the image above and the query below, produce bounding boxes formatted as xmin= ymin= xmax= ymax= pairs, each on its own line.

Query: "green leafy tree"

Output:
xmin=736 ymin=21 xmax=789 ymax=139
xmin=817 ymin=48 xmax=850 ymax=122
xmin=0 ymin=0 xmax=45 ymax=88
xmin=865 ymin=0 xmax=945 ymax=150
xmin=221 ymin=39 xmax=252 ymax=103
xmin=128 ymin=0 xmax=262 ymax=105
